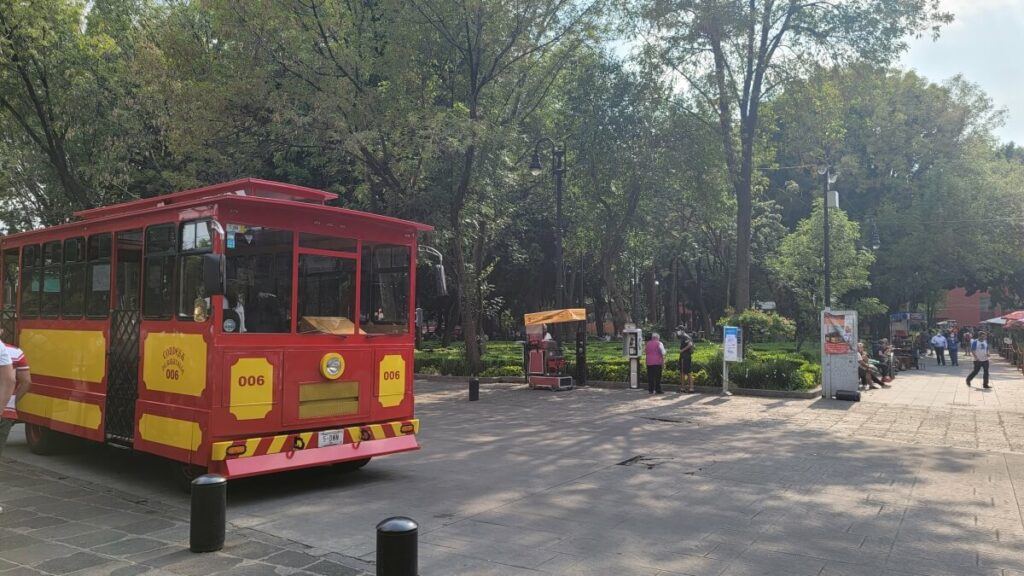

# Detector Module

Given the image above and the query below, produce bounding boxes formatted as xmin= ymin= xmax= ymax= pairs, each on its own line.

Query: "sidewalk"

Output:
xmin=0 ymin=460 xmax=370 ymax=576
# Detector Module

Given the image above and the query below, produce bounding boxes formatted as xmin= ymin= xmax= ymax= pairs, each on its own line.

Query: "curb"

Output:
xmin=415 ymin=375 xmax=820 ymax=399
xmin=584 ymin=381 xmax=821 ymax=399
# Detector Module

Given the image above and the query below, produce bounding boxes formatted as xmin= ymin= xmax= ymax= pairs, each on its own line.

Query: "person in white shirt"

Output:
xmin=0 ymin=341 xmax=14 ymax=515
xmin=930 ymin=332 xmax=947 ymax=366
xmin=966 ymin=331 xmax=991 ymax=389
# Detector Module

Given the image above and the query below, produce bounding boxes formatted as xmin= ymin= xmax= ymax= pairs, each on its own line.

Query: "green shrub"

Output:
xmin=417 ymin=365 xmax=441 ymax=376
xmin=717 ymin=309 xmax=796 ymax=342
xmin=480 ymin=365 xmax=525 ymax=377
xmin=693 ymin=369 xmax=710 ymax=387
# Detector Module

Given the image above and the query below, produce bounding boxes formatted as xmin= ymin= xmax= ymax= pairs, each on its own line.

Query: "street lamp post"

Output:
xmin=818 ymin=165 xmax=838 ymax=309
xmin=530 ymin=138 xmax=566 ymax=311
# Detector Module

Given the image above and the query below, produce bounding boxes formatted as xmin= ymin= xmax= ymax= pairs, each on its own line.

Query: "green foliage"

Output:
xmin=717 ymin=309 xmax=796 ymax=343
xmin=479 ymin=365 xmax=525 ymax=378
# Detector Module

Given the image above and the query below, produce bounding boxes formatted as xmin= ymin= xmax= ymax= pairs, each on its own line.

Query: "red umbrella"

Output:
xmin=1002 ymin=310 xmax=1024 ymax=322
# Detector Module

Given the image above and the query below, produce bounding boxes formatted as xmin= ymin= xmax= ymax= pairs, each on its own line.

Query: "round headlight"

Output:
xmin=223 ymin=318 xmax=238 ymax=333
xmin=325 ymin=358 xmax=341 ymax=376
xmin=320 ymin=353 xmax=345 ymax=380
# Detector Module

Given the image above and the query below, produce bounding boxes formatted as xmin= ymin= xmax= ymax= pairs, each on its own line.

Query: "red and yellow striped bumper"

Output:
xmin=208 ymin=418 xmax=420 ymax=478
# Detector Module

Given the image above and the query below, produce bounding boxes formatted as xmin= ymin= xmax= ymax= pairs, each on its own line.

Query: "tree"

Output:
xmin=0 ymin=0 xmax=173 ymax=218
xmin=772 ymin=198 xmax=874 ymax=345
xmin=634 ymin=0 xmax=950 ymax=310
xmin=767 ymin=65 xmax=1024 ymax=314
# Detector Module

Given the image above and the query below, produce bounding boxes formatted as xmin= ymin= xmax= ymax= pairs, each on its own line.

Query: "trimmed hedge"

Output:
xmin=414 ymin=340 xmax=820 ymax=391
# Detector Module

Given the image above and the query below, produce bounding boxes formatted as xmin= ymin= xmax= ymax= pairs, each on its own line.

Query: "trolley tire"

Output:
xmin=172 ymin=462 xmax=208 ymax=494
xmin=25 ymin=423 xmax=68 ymax=455
xmin=333 ymin=457 xmax=371 ymax=473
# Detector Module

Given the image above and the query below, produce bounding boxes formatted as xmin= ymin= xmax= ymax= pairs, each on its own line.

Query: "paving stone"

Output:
xmin=57 ymin=528 xmax=129 ymax=548
xmin=146 ymin=524 xmax=191 ymax=544
xmin=33 ymin=551 xmax=110 ymax=574
xmin=221 ymin=539 xmax=286 ymax=560
xmin=214 ymin=562 xmax=284 ymax=576
xmin=26 ymin=520 xmax=97 ymax=540
xmin=263 ymin=549 xmax=320 ymax=569
xmin=1 ymin=541 xmax=77 ymax=565
xmin=110 ymin=565 xmax=163 ymax=576
xmin=88 ymin=511 xmax=154 ymax=529
xmin=7 ymin=515 xmax=66 ymax=530
xmin=160 ymin=552 xmax=243 ymax=575
xmin=0 ymin=532 xmax=43 ymax=552
xmin=119 ymin=517 xmax=179 ymax=536
xmin=93 ymin=537 xmax=168 ymax=556
xmin=134 ymin=548 xmax=197 ymax=569
xmin=303 ymin=559 xmax=365 ymax=576
xmin=0 ymin=567 xmax=46 ymax=575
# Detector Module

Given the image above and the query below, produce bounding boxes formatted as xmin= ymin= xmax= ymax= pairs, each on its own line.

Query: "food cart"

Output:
xmin=889 ymin=312 xmax=927 ymax=370
xmin=522 ymin=308 xmax=587 ymax=391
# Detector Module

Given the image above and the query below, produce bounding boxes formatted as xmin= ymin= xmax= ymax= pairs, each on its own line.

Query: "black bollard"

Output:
xmin=190 ymin=474 xmax=227 ymax=553
xmin=469 ymin=378 xmax=480 ymax=401
xmin=376 ymin=516 xmax=418 ymax=576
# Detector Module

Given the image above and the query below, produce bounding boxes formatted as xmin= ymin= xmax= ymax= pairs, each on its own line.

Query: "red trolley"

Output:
xmin=0 ymin=179 xmax=432 ymax=480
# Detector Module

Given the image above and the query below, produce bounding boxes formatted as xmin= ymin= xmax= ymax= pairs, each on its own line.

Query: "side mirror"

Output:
xmin=435 ymin=263 xmax=447 ymax=296
xmin=203 ymin=253 xmax=225 ymax=296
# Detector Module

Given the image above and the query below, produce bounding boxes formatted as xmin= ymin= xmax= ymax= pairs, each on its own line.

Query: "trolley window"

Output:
xmin=3 ymin=249 xmax=18 ymax=311
xmin=86 ymin=233 xmax=112 ymax=317
xmin=298 ymin=233 xmax=357 ymax=253
xmin=297 ymin=255 xmax=357 ymax=334
xmin=20 ymin=244 xmax=40 ymax=318
xmin=62 ymin=237 xmax=86 ymax=318
xmin=360 ymin=243 xmax=410 ymax=334
xmin=178 ymin=220 xmax=213 ymax=321
xmin=143 ymin=224 xmax=176 ymax=319
xmin=116 ymin=230 xmax=142 ymax=311
xmin=225 ymin=225 xmax=293 ymax=333
xmin=41 ymin=240 xmax=62 ymax=318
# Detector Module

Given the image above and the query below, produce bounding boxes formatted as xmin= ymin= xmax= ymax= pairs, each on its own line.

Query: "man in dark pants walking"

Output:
xmin=966 ymin=331 xmax=991 ymax=389
xmin=930 ymin=331 xmax=947 ymax=366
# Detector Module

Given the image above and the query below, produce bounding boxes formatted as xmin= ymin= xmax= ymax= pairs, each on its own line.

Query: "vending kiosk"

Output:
xmin=523 ymin=308 xmax=587 ymax=391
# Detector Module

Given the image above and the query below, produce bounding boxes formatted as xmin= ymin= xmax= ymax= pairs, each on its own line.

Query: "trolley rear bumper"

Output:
xmin=208 ymin=418 xmax=420 ymax=479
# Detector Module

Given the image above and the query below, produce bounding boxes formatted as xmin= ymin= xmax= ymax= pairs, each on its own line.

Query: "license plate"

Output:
xmin=318 ymin=429 xmax=343 ymax=447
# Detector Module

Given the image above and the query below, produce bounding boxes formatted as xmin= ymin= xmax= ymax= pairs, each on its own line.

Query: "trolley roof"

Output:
xmin=2 ymin=178 xmax=431 ymax=243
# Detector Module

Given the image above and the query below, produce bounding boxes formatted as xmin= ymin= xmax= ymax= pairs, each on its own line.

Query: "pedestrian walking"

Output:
xmin=930 ymin=331 xmax=947 ymax=366
xmin=947 ymin=330 xmax=959 ymax=366
xmin=966 ymin=331 xmax=991 ymax=389
xmin=645 ymin=333 xmax=666 ymax=395
xmin=677 ymin=327 xmax=695 ymax=393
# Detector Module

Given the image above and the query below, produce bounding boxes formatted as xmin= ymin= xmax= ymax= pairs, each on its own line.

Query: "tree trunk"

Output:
xmin=666 ymin=257 xmax=679 ymax=331
xmin=734 ymin=174 xmax=753 ymax=311
xmin=593 ymin=288 xmax=606 ymax=338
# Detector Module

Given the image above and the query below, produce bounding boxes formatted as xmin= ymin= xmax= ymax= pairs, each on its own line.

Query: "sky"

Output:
xmin=900 ymin=0 xmax=1024 ymax=144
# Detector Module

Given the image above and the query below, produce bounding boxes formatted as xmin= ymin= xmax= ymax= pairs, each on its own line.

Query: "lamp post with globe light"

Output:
xmin=818 ymin=165 xmax=839 ymax=308
xmin=529 ymin=138 xmax=566 ymax=311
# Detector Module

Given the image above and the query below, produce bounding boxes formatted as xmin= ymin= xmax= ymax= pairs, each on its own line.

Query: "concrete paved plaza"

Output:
xmin=3 ymin=357 xmax=1024 ymax=575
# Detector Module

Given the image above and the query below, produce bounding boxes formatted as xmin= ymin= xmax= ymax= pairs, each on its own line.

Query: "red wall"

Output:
xmin=936 ymin=288 xmax=1002 ymax=326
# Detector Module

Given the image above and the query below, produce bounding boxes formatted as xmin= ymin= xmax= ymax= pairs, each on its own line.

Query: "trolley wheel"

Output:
xmin=333 ymin=457 xmax=371 ymax=473
xmin=172 ymin=462 xmax=207 ymax=494
xmin=25 ymin=423 xmax=68 ymax=455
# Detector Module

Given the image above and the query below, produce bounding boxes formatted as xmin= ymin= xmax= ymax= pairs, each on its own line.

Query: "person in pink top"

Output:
xmin=645 ymin=332 xmax=666 ymax=394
